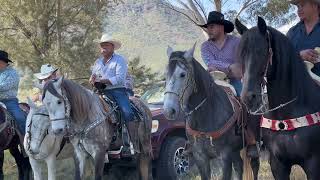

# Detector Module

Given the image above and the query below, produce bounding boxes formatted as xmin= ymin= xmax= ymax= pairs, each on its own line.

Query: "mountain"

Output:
xmin=103 ymin=0 xmax=206 ymax=74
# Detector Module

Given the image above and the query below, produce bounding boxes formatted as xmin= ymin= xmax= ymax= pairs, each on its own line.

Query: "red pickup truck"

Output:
xmin=140 ymin=82 xmax=190 ymax=180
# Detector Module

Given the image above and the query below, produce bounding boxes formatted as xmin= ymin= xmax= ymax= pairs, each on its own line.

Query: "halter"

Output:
xmin=48 ymin=88 xmax=71 ymax=123
xmin=247 ymin=30 xmax=297 ymax=115
xmin=164 ymin=58 xmax=206 ymax=116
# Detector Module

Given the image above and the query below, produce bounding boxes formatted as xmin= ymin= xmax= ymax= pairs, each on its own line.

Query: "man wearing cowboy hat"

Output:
xmin=32 ymin=64 xmax=59 ymax=102
xmin=200 ymin=11 xmax=242 ymax=96
xmin=90 ymin=34 xmax=134 ymax=156
xmin=200 ymin=11 xmax=259 ymax=158
xmin=287 ymin=0 xmax=320 ymax=75
xmin=0 ymin=50 xmax=26 ymax=134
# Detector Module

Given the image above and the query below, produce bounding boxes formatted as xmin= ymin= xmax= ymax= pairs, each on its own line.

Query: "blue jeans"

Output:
xmin=1 ymin=98 xmax=26 ymax=134
xmin=105 ymin=88 xmax=134 ymax=122
xmin=230 ymin=78 xmax=242 ymax=97
xmin=312 ymin=63 xmax=320 ymax=77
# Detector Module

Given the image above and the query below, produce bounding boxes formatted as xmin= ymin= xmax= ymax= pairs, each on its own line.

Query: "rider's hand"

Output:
xmin=300 ymin=49 xmax=319 ymax=64
xmin=228 ymin=63 xmax=242 ymax=79
xmin=207 ymin=66 xmax=217 ymax=72
xmin=100 ymin=79 xmax=112 ymax=85
xmin=89 ymin=74 xmax=96 ymax=85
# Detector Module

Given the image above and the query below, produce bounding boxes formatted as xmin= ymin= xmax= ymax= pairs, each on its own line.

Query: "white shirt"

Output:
xmin=91 ymin=53 xmax=128 ymax=89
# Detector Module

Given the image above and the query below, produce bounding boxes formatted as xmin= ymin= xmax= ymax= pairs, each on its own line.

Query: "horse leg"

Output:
xmin=139 ymin=154 xmax=152 ymax=180
xmin=46 ymin=155 xmax=57 ymax=180
xmin=231 ymin=151 xmax=243 ymax=180
xmin=250 ymin=157 xmax=260 ymax=180
xmin=29 ymin=158 xmax=43 ymax=180
xmin=221 ymin=152 xmax=233 ymax=180
xmin=302 ymin=156 xmax=320 ymax=180
xmin=269 ymin=154 xmax=291 ymax=180
xmin=93 ymin=150 xmax=105 ymax=180
xmin=74 ymin=146 xmax=87 ymax=180
xmin=0 ymin=151 xmax=4 ymax=180
xmin=193 ymin=151 xmax=211 ymax=180
xmin=9 ymin=145 xmax=26 ymax=180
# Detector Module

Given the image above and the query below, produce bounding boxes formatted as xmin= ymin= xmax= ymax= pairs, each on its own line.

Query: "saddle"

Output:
xmin=210 ymin=71 xmax=237 ymax=96
xmin=98 ymin=93 xmax=143 ymax=158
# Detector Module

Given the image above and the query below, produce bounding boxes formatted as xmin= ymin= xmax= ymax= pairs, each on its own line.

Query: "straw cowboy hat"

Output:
xmin=199 ymin=11 xmax=234 ymax=33
xmin=34 ymin=64 xmax=58 ymax=80
xmin=95 ymin=34 xmax=122 ymax=50
xmin=0 ymin=50 xmax=13 ymax=63
xmin=289 ymin=0 xmax=320 ymax=4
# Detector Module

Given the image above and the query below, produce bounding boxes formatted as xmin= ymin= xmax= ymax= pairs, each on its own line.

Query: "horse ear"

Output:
xmin=167 ymin=46 xmax=173 ymax=59
xmin=235 ymin=18 xmax=248 ymax=35
xmin=27 ymin=97 xmax=37 ymax=109
xmin=184 ymin=42 xmax=196 ymax=62
xmin=257 ymin=16 xmax=267 ymax=35
xmin=55 ymin=76 xmax=64 ymax=88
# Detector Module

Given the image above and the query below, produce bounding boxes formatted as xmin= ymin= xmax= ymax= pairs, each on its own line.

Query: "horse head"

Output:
xmin=42 ymin=77 xmax=69 ymax=136
xmin=25 ymin=98 xmax=50 ymax=155
xmin=163 ymin=44 xmax=197 ymax=120
xmin=236 ymin=17 xmax=271 ymax=113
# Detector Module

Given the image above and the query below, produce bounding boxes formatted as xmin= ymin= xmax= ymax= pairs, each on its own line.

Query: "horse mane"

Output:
xmin=43 ymin=79 xmax=105 ymax=122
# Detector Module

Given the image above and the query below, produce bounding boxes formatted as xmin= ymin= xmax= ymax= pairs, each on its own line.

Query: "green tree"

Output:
xmin=128 ymin=57 xmax=161 ymax=95
xmin=0 ymin=0 xmax=120 ymax=77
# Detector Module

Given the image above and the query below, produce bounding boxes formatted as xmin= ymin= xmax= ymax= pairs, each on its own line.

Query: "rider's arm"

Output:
xmin=0 ymin=69 xmax=19 ymax=92
xmin=103 ymin=56 xmax=127 ymax=86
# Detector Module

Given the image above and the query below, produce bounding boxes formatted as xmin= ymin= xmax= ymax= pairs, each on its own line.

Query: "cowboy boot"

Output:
xmin=121 ymin=123 xmax=132 ymax=157
xmin=121 ymin=121 xmax=137 ymax=157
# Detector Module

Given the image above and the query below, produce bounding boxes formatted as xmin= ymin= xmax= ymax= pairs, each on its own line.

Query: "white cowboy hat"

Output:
xmin=95 ymin=34 xmax=122 ymax=50
xmin=34 ymin=64 xmax=59 ymax=80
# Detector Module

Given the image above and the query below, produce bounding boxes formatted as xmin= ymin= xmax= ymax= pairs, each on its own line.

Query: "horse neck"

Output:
xmin=266 ymin=41 xmax=320 ymax=119
xmin=188 ymin=83 xmax=234 ymax=132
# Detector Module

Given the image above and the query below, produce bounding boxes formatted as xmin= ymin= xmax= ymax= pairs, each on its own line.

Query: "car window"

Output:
xmin=141 ymin=86 xmax=165 ymax=104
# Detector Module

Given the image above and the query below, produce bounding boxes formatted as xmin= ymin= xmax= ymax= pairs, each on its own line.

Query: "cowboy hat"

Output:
xmin=0 ymin=50 xmax=13 ymax=63
xmin=95 ymin=34 xmax=122 ymax=50
xmin=199 ymin=11 xmax=234 ymax=33
xmin=289 ymin=0 xmax=320 ymax=5
xmin=34 ymin=64 xmax=58 ymax=80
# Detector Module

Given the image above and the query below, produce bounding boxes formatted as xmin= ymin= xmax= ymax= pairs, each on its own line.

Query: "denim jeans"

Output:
xmin=312 ymin=63 xmax=320 ymax=77
xmin=230 ymin=78 xmax=243 ymax=97
xmin=1 ymin=98 xmax=26 ymax=134
xmin=105 ymin=88 xmax=134 ymax=122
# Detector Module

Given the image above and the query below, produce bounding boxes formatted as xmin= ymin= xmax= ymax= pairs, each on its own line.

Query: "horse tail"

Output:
xmin=240 ymin=148 xmax=254 ymax=180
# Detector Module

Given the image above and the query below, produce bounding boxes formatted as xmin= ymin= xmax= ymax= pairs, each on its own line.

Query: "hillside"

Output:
xmin=103 ymin=0 xmax=206 ymax=74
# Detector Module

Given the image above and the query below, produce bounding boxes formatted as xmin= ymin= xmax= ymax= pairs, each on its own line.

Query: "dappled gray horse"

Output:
xmin=163 ymin=45 xmax=260 ymax=180
xmin=24 ymin=100 xmax=73 ymax=180
xmin=42 ymin=77 xmax=152 ymax=180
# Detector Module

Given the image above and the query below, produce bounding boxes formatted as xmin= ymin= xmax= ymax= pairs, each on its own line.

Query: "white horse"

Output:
xmin=24 ymin=99 xmax=73 ymax=180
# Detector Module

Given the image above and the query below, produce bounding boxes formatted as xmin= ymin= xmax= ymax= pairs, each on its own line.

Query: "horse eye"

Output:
xmin=57 ymin=100 xmax=62 ymax=105
xmin=180 ymin=73 xmax=186 ymax=78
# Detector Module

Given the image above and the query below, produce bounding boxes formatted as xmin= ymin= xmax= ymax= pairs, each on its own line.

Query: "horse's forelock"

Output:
xmin=42 ymin=80 xmax=63 ymax=101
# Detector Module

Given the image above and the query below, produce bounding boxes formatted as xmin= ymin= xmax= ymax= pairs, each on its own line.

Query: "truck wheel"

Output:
xmin=156 ymin=137 xmax=190 ymax=180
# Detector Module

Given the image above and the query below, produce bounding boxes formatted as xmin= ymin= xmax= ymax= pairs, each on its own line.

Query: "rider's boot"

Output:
xmin=121 ymin=121 xmax=136 ymax=157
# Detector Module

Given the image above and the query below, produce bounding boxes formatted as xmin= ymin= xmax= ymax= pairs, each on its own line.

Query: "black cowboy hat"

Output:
xmin=289 ymin=0 xmax=320 ymax=5
xmin=0 ymin=50 xmax=12 ymax=63
xmin=199 ymin=11 xmax=234 ymax=33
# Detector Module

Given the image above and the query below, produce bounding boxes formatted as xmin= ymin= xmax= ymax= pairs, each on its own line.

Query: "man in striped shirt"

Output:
xmin=200 ymin=11 xmax=242 ymax=96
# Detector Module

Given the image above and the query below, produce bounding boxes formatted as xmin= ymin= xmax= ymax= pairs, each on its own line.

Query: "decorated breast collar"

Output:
xmin=261 ymin=112 xmax=320 ymax=131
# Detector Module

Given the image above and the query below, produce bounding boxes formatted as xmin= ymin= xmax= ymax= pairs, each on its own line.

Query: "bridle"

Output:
xmin=246 ymin=30 xmax=297 ymax=115
xmin=164 ymin=58 xmax=206 ymax=116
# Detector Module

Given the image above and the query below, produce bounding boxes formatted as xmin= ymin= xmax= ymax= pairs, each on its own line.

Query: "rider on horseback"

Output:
xmin=89 ymin=34 xmax=135 ymax=156
xmin=199 ymin=11 xmax=259 ymax=158
xmin=0 ymin=50 xmax=26 ymax=135
xmin=32 ymin=64 xmax=59 ymax=102
xmin=287 ymin=0 xmax=320 ymax=75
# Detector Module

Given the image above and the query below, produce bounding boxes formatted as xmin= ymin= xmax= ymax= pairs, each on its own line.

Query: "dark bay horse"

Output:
xmin=0 ymin=104 xmax=31 ymax=180
xmin=163 ymin=45 xmax=260 ymax=180
xmin=236 ymin=17 xmax=320 ymax=180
